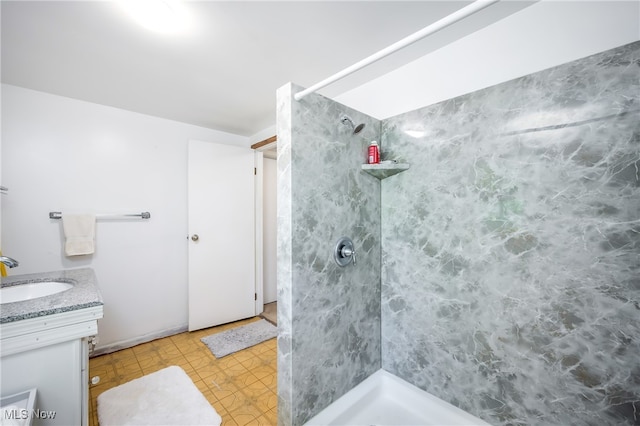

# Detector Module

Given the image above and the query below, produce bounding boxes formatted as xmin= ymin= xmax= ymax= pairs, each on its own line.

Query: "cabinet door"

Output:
xmin=1 ymin=339 xmax=84 ymax=426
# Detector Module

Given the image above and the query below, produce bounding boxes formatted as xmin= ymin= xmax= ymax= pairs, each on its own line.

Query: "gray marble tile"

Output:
xmin=276 ymin=82 xmax=294 ymax=426
xmin=277 ymin=83 xmax=382 ymax=425
xmin=380 ymin=41 xmax=640 ymax=426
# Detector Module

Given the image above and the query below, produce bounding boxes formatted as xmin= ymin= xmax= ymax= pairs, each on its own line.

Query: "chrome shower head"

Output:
xmin=340 ymin=114 xmax=365 ymax=134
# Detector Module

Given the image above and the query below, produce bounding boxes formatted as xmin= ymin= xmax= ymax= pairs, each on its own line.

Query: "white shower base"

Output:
xmin=305 ymin=369 xmax=490 ymax=426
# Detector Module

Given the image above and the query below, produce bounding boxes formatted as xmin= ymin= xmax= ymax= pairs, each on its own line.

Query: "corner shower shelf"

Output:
xmin=361 ymin=163 xmax=410 ymax=180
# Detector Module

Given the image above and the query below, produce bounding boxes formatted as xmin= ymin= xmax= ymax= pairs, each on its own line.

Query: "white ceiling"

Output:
xmin=1 ymin=1 xmax=533 ymax=137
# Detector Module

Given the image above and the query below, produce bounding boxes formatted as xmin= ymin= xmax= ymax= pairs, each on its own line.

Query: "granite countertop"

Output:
xmin=0 ymin=268 xmax=103 ymax=324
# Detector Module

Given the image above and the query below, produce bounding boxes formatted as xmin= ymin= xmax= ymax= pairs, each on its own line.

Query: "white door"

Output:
xmin=188 ymin=140 xmax=256 ymax=331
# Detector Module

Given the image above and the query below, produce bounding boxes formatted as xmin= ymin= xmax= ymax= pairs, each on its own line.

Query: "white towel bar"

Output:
xmin=49 ymin=211 xmax=151 ymax=220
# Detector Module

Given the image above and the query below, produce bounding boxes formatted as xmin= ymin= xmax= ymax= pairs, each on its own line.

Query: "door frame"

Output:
xmin=252 ymin=137 xmax=277 ymax=314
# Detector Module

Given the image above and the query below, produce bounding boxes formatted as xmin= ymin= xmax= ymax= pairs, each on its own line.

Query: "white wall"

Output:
xmin=337 ymin=0 xmax=640 ymax=119
xmin=1 ymin=84 xmax=248 ymax=351
xmin=249 ymin=124 xmax=276 ymax=146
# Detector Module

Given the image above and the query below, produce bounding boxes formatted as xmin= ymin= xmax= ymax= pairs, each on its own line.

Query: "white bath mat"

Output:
xmin=201 ymin=319 xmax=277 ymax=358
xmin=97 ymin=366 xmax=221 ymax=426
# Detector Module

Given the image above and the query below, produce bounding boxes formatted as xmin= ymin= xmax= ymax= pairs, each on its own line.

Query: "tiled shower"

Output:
xmin=278 ymin=41 xmax=640 ymax=425
xmin=277 ymin=82 xmax=382 ymax=425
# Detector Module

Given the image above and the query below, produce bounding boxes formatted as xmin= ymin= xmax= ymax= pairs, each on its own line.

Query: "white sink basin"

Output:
xmin=0 ymin=281 xmax=73 ymax=304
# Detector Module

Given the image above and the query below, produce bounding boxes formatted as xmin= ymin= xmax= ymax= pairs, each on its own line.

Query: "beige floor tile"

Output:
xmin=109 ymin=348 xmax=137 ymax=363
xmin=111 ymin=356 xmax=138 ymax=370
xmin=219 ymin=391 xmax=251 ymax=413
xmin=89 ymin=381 xmax=116 ymax=400
xmin=89 ymin=364 xmax=116 ymax=381
xmin=255 ymin=349 xmax=277 ymax=365
xmin=248 ymin=343 xmax=270 ymax=356
xmin=227 ymin=396 xmax=268 ymax=425
xmin=266 ymin=409 xmax=277 ymax=424
xmin=244 ymin=415 xmax=276 ymax=426
xmin=254 ymin=391 xmax=277 ymax=413
xmin=215 ymin=354 xmax=243 ymax=369
xmin=193 ymin=379 xmax=211 ymax=395
xmin=220 ymin=415 xmax=240 ymax=426
xmin=207 ymin=369 xmax=239 ymax=386
xmin=242 ymin=380 xmax=271 ymax=400
xmin=189 ymin=354 xmax=217 ymax=369
xmin=232 ymin=371 xmax=262 ymax=388
xmin=232 ymin=350 xmax=256 ymax=364
xmin=195 ymin=363 xmax=223 ymax=381
xmin=130 ymin=341 xmax=159 ymax=356
xmin=249 ymin=364 xmax=276 ymax=381
xmin=136 ymin=352 xmax=164 ymax=369
xmin=146 ymin=363 xmax=181 ymax=375
xmin=208 ymin=381 xmax=242 ymax=401
xmin=209 ymin=398 xmax=229 ymax=418
xmin=157 ymin=346 xmax=184 ymax=361
xmin=88 ymin=318 xmax=278 ymax=426
xmin=89 ymin=353 xmax=113 ymax=367
xmin=229 ymin=412 xmax=262 ymax=426
xmin=174 ymin=358 xmax=197 ymax=375
xmin=224 ymin=361 xmax=251 ymax=378
xmin=176 ymin=340 xmax=207 ymax=355
xmin=259 ymin=372 xmax=277 ymax=390
xmin=112 ymin=360 xmax=142 ymax=375
xmin=115 ymin=370 xmax=145 ymax=384
xmin=239 ymin=356 xmax=263 ymax=370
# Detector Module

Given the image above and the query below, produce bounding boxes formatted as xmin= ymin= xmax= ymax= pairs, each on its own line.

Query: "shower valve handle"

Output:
xmin=341 ymin=246 xmax=356 ymax=265
xmin=334 ymin=237 xmax=356 ymax=267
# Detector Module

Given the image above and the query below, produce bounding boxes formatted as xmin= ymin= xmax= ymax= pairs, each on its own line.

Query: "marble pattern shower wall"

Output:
xmin=380 ymin=41 xmax=640 ymax=425
xmin=277 ymin=83 xmax=382 ymax=425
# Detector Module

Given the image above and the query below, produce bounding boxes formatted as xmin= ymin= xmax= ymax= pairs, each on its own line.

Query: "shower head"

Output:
xmin=340 ymin=114 xmax=365 ymax=134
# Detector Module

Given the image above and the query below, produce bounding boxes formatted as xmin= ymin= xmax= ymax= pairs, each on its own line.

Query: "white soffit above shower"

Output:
xmin=336 ymin=0 xmax=640 ymax=121
xmin=1 ymin=1 xmax=535 ymax=137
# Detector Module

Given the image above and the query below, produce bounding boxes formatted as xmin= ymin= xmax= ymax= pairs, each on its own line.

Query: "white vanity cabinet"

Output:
xmin=1 ymin=307 xmax=102 ymax=426
xmin=0 ymin=269 xmax=103 ymax=426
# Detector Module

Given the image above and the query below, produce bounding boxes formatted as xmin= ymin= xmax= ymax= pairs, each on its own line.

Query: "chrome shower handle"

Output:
xmin=341 ymin=246 xmax=356 ymax=265
xmin=334 ymin=237 xmax=356 ymax=267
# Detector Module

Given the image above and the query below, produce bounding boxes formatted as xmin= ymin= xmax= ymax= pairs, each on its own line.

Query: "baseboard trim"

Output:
xmin=92 ymin=324 xmax=188 ymax=357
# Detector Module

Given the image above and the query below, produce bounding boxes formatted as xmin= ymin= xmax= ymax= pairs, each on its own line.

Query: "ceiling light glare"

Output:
xmin=404 ymin=130 xmax=427 ymax=138
xmin=119 ymin=0 xmax=192 ymax=35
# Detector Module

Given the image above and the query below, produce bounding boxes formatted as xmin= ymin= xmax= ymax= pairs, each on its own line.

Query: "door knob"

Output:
xmin=191 ymin=234 xmax=199 ymax=242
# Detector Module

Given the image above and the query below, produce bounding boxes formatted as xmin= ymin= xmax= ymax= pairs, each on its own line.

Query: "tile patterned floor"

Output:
xmin=89 ymin=317 xmax=277 ymax=426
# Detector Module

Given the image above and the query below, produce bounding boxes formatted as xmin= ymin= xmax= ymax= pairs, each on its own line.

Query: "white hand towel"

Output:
xmin=62 ymin=214 xmax=96 ymax=256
